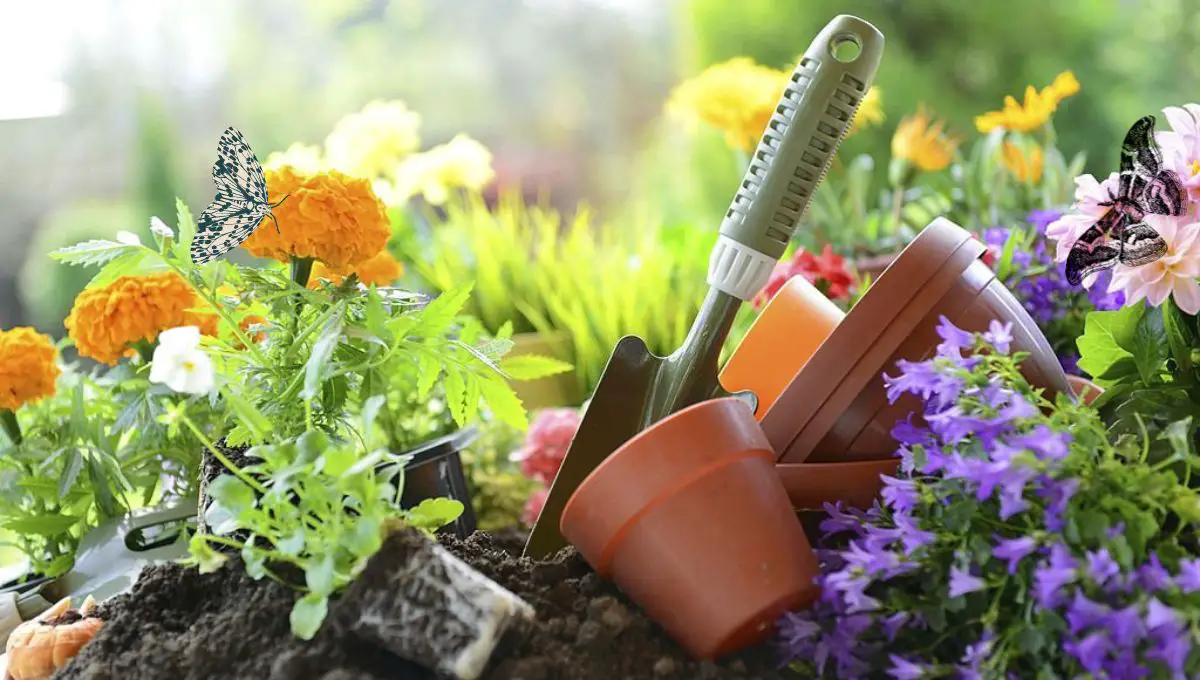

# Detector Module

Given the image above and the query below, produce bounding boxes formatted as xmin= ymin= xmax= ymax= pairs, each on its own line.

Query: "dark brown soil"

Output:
xmin=51 ymin=529 xmax=800 ymax=680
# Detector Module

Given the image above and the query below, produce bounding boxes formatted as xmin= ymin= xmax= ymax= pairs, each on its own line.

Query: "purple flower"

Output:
xmin=892 ymin=414 xmax=932 ymax=446
xmin=884 ymin=359 xmax=964 ymax=411
xmin=1027 ymin=209 xmax=1063 ymax=234
xmin=880 ymin=476 xmax=920 ymax=514
xmin=1033 ymin=543 xmax=1077 ymax=608
xmin=1065 ymin=590 xmax=1110 ymax=634
xmin=957 ymin=631 xmax=994 ymax=679
xmin=1174 ymin=557 xmax=1200 ymax=593
xmin=1064 ymin=631 xmax=1110 ymax=675
xmin=1146 ymin=622 xmax=1191 ymax=677
xmin=1145 ymin=598 xmax=1180 ymax=630
xmin=992 ymin=535 xmax=1038 ymax=574
xmin=1058 ymin=351 xmax=1080 ymax=376
xmin=893 ymin=512 xmax=936 ymax=555
xmin=984 ymin=320 xmax=1013 ymax=354
xmin=819 ymin=502 xmax=866 ymax=537
xmin=1138 ymin=553 xmax=1172 ymax=591
xmin=1008 ymin=425 xmax=1071 ymax=461
xmin=1038 ymin=478 xmax=1078 ymax=532
xmin=1086 ymin=269 xmax=1126 ymax=311
xmin=948 ymin=565 xmax=987 ymax=597
xmin=1106 ymin=605 xmax=1146 ymax=648
xmin=887 ymin=655 xmax=929 ymax=680
xmin=823 ymin=569 xmax=879 ymax=613
xmin=880 ymin=612 xmax=910 ymax=642
xmin=934 ymin=315 xmax=976 ymax=357
xmin=1085 ymin=548 xmax=1120 ymax=587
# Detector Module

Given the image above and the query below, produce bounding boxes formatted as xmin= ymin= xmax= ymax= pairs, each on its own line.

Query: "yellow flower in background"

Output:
xmin=666 ymin=57 xmax=790 ymax=152
xmin=324 ymin=100 xmax=422 ymax=179
xmin=849 ymin=86 xmax=884 ymax=135
xmin=264 ymin=143 xmax=325 ymax=174
xmin=310 ymin=250 xmax=405 ymax=288
xmin=892 ymin=108 xmax=959 ymax=172
xmin=65 ymin=273 xmax=217 ymax=365
xmin=0 ymin=328 xmax=59 ymax=411
xmin=1001 ymin=142 xmax=1045 ymax=183
xmin=241 ymin=166 xmax=391 ymax=270
xmin=975 ymin=71 xmax=1080 ymax=134
xmin=386 ymin=134 xmax=496 ymax=206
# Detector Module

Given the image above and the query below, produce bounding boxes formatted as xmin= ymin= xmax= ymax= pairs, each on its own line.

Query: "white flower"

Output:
xmin=116 ymin=230 xmax=142 ymax=246
xmin=149 ymin=326 xmax=215 ymax=396
xmin=1156 ymin=103 xmax=1200 ymax=205
xmin=150 ymin=216 xmax=175 ymax=239
xmin=1108 ymin=214 xmax=1200 ymax=314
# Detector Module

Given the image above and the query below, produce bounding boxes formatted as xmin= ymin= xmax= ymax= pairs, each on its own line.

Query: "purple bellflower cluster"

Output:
xmin=776 ymin=316 xmax=1200 ymax=679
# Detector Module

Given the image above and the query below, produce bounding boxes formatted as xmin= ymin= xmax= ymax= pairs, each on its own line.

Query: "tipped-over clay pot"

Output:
xmin=560 ymin=398 xmax=819 ymax=659
xmin=720 ymin=276 xmax=845 ymax=418
xmin=760 ymin=217 xmax=1071 ymax=467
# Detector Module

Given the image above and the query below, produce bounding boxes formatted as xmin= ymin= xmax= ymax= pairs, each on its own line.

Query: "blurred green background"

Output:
xmin=1 ymin=0 xmax=1196 ymax=335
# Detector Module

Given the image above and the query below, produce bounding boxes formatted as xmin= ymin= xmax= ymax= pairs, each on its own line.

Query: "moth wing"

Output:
xmin=213 ymin=127 xmax=270 ymax=206
xmin=190 ymin=198 xmax=272 ymax=264
xmin=1066 ymin=222 xmax=1120 ymax=286
xmin=1118 ymin=221 xmax=1169 ymax=267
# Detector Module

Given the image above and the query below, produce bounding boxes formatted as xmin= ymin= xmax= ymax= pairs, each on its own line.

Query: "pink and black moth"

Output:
xmin=1065 ymin=115 xmax=1187 ymax=286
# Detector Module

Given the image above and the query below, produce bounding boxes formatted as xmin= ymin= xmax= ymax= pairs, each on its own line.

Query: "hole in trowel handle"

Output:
xmin=830 ymin=33 xmax=862 ymax=62
xmin=730 ymin=389 xmax=759 ymax=414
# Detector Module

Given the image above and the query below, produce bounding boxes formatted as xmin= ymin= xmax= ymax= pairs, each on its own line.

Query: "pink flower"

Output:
xmin=510 ymin=407 xmax=581 ymax=484
xmin=1107 ymin=214 xmax=1200 ymax=314
xmin=1045 ymin=172 xmax=1121 ymax=262
xmin=522 ymin=486 xmax=549 ymax=527
xmin=1156 ymin=104 xmax=1200 ymax=204
xmin=754 ymin=244 xmax=855 ymax=309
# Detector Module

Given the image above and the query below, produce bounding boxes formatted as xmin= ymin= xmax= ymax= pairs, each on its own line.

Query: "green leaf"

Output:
xmin=477 ymin=375 xmax=528 ymax=430
xmin=1164 ymin=300 xmax=1197 ymax=384
xmin=290 ymin=593 xmax=329 ymax=640
xmin=277 ymin=527 xmax=305 ymax=557
xmin=499 ymin=354 xmax=573 ymax=381
xmin=87 ymin=454 xmax=120 ymax=518
xmin=189 ymin=534 xmax=230 ymax=574
xmin=58 ymin=450 xmax=84 ymax=498
xmin=346 ymin=515 xmax=383 ymax=556
xmin=361 ymin=395 xmax=386 ymax=434
xmin=48 ymin=239 xmax=140 ymax=267
xmin=87 ymin=250 xmax=157 ymax=290
xmin=305 ymin=554 xmax=336 ymax=596
xmin=242 ymin=542 xmax=267 ymax=580
xmin=412 ymin=283 xmax=473 ymax=338
xmin=302 ymin=312 xmax=345 ymax=401
xmin=207 ymin=474 xmax=256 ymax=514
xmin=1132 ymin=305 xmax=1169 ymax=384
xmin=175 ymin=198 xmax=196 ymax=264
xmin=1077 ymin=305 xmax=1145 ymax=381
xmin=222 ymin=387 xmax=273 ymax=443
xmin=1096 ymin=356 xmax=1139 ymax=381
xmin=2 ymin=514 xmax=80 ymax=536
xmin=406 ymin=497 xmax=465 ymax=533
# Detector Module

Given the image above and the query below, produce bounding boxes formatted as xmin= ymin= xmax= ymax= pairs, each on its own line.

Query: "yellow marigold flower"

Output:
xmin=1001 ymin=142 xmax=1045 ymax=184
xmin=241 ymin=167 xmax=391 ymax=270
xmin=65 ymin=273 xmax=215 ymax=365
xmin=975 ymin=71 xmax=1080 ymax=134
xmin=666 ymin=57 xmax=790 ymax=152
xmin=386 ymin=134 xmax=495 ymax=206
xmin=324 ymin=100 xmax=422 ymax=179
xmin=310 ymin=250 xmax=404 ymax=288
xmin=264 ymin=143 xmax=325 ymax=174
xmin=848 ymin=86 xmax=884 ymax=135
xmin=892 ymin=108 xmax=959 ymax=172
xmin=0 ymin=328 xmax=58 ymax=411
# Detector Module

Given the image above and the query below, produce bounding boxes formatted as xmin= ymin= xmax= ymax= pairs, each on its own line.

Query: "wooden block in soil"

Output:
xmin=335 ymin=527 xmax=535 ymax=680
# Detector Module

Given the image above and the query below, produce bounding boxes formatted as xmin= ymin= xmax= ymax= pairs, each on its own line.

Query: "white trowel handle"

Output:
xmin=707 ymin=15 xmax=884 ymax=301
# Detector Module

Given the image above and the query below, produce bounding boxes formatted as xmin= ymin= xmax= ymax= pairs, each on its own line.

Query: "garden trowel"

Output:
xmin=523 ymin=15 xmax=885 ymax=559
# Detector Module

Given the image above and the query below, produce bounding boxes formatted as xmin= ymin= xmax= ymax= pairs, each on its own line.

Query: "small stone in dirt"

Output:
xmin=653 ymin=657 xmax=677 ymax=677
xmin=586 ymin=596 xmax=631 ymax=635
xmin=336 ymin=527 xmax=534 ymax=680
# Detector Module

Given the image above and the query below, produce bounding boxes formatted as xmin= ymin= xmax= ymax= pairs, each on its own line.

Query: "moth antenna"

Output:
xmin=270 ymin=193 xmax=290 ymax=209
xmin=268 ymin=212 xmax=282 ymax=234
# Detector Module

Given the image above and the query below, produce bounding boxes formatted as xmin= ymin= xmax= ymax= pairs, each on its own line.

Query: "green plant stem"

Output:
xmin=890 ymin=184 xmax=906 ymax=234
xmin=179 ymin=412 xmax=267 ymax=494
xmin=160 ymin=257 xmax=266 ymax=364
xmin=1 ymin=410 xmax=21 ymax=445
xmin=290 ymin=257 xmax=314 ymax=337
xmin=133 ymin=340 xmax=155 ymax=364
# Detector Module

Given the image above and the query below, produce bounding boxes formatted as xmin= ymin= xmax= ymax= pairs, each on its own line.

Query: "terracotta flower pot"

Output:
xmin=720 ymin=276 xmax=845 ymax=418
xmin=762 ymin=217 xmax=1071 ymax=465
xmin=776 ymin=459 xmax=899 ymax=511
xmin=1066 ymin=374 xmax=1104 ymax=406
xmin=560 ymin=398 xmax=818 ymax=659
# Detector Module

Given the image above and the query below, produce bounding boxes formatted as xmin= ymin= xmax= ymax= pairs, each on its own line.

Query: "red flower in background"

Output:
xmin=523 ymin=487 xmax=549 ymax=527
xmin=511 ymin=407 xmax=581 ymax=484
xmin=754 ymin=244 xmax=855 ymax=308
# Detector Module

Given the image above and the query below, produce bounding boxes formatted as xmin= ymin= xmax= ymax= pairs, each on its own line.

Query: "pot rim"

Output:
xmin=395 ymin=426 xmax=479 ymax=468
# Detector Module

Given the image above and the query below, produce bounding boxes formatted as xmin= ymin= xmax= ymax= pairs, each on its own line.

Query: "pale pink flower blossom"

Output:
xmin=1107 ymin=214 xmax=1200 ymax=314
xmin=1155 ymin=104 xmax=1200 ymax=205
xmin=1045 ymin=172 xmax=1121 ymax=262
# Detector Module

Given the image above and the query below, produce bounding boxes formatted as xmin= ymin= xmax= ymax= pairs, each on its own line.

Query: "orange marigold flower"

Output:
xmin=0 ymin=328 xmax=59 ymax=410
xmin=309 ymin=250 xmax=404 ymax=288
xmin=65 ymin=273 xmax=215 ymax=365
xmin=239 ymin=314 xmax=269 ymax=345
xmin=241 ymin=167 xmax=391 ymax=270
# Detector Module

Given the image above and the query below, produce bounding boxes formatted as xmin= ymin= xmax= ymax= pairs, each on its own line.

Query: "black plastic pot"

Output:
xmin=393 ymin=427 xmax=479 ymax=539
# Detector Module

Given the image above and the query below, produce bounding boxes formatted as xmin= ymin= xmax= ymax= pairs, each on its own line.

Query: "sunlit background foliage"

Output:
xmin=1 ymin=0 xmax=1197 ymax=332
